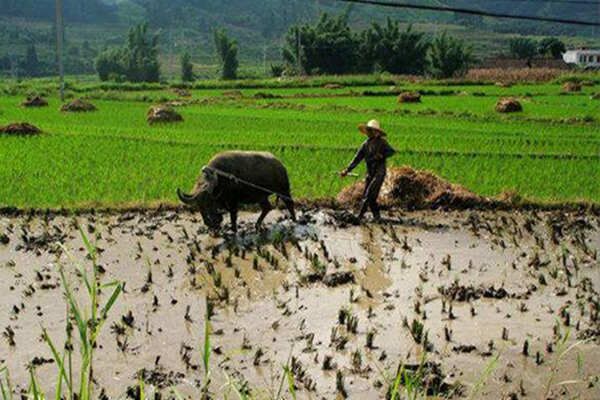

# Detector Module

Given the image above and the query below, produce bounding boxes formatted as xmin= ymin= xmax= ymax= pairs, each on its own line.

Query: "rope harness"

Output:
xmin=202 ymin=165 xmax=296 ymax=202
xmin=203 ymin=166 xmax=360 ymax=204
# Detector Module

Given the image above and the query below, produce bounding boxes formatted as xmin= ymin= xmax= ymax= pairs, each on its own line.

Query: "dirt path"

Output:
xmin=1 ymin=209 xmax=599 ymax=399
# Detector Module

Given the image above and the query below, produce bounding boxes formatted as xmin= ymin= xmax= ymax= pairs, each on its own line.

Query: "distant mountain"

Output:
xmin=0 ymin=0 xmax=598 ymax=78
xmin=2 ymin=0 xmax=597 ymax=34
xmin=0 ymin=0 xmax=117 ymax=22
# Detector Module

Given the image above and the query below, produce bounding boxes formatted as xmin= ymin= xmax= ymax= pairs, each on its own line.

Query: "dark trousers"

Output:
xmin=359 ymin=171 xmax=385 ymax=218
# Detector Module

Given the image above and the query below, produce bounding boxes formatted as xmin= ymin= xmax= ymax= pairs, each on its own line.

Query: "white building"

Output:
xmin=562 ymin=49 xmax=600 ymax=69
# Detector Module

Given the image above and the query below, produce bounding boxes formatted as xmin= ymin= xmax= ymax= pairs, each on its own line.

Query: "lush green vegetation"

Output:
xmin=2 ymin=0 xmax=599 ymax=79
xmin=0 ymin=77 xmax=598 ymax=208
xmin=96 ymin=23 xmax=161 ymax=82
xmin=282 ymin=15 xmax=472 ymax=78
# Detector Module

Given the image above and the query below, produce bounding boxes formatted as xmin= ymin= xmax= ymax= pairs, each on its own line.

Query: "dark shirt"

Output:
xmin=346 ymin=136 xmax=396 ymax=176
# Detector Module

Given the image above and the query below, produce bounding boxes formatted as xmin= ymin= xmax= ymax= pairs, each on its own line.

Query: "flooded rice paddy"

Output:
xmin=0 ymin=208 xmax=599 ymax=399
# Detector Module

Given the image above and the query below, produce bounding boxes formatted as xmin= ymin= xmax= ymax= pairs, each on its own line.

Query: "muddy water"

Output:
xmin=0 ymin=209 xmax=599 ymax=399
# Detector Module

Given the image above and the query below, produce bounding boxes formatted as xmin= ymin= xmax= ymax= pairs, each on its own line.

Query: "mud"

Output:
xmin=0 ymin=209 xmax=599 ymax=399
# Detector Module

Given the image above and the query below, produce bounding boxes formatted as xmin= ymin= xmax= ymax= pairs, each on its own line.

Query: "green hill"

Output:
xmin=0 ymin=0 xmax=598 ymax=78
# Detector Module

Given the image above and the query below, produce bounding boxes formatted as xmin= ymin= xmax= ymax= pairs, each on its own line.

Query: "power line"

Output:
xmin=55 ymin=0 xmax=65 ymax=102
xmin=334 ymin=0 xmax=600 ymax=26
xmin=480 ymin=0 xmax=599 ymax=5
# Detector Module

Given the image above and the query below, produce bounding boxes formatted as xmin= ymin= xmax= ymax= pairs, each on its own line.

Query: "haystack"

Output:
xmin=172 ymin=88 xmax=191 ymax=97
xmin=0 ymin=122 xmax=41 ymax=135
xmin=323 ymin=83 xmax=344 ymax=89
xmin=22 ymin=95 xmax=48 ymax=107
xmin=562 ymin=82 xmax=581 ymax=93
xmin=337 ymin=166 xmax=485 ymax=209
xmin=61 ymin=98 xmax=97 ymax=112
xmin=397 ymin=91 xmax=421 ymax=103
xmin=253 ymin=92 xmax=282 ymax=99
xmin=222 ymin=90 xmax=243 ymax=98
xmin=495 ymin=98 xmax=522 ymax=113
xmin=147 ymin=105 xmax=183 ymax=125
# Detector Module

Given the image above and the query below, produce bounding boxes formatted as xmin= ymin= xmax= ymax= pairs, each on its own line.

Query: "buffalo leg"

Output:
xmin=229 ymin=208 xmax=238 ymax=233
xmin=256 ymin=198 xmax=272 ymax=229
xmin=281 ymin=197 xmax=296 ymax=221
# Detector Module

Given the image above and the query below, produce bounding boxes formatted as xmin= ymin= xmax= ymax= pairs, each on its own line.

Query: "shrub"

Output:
xmin=509 ymin=37 xmax=538 ymax=60
xmin=95 ymin=22 xmax=160 ymax=83
xmin=538 ymin=37 xmax=566 ymax=59
xmin=181 ymin=52 xmax=194 ymax=82
xmin=270 ymin=64 xmax=284 ymax=77
xmin=214 ymin=28 xmax=239 ymax=80
xmin=362 ymin=21 xmax=430 ymax=75
xmin=428 ymin=32 xmax=474 ymax=79
xmin=283 ymin=13 xmax=359 ymax=75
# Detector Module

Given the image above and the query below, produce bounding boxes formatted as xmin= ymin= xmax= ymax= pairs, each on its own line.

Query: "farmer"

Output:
xmin=340 ymin=119 xmax=396 ymax=222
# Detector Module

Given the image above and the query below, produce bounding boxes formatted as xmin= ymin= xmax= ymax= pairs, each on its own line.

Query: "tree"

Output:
xmin=509 ymin=38 xmax=538 ymax=60
xmin=124 ymin=22 xmax=161 ymax=82
xmin=428 ymin=32 xmax=474 ymax=79
xmin=214 ymin=28 xmax=238 ymax=80
xmin=95 ymin=22 xmax=160 ymax=82
xmin=538 ymin=37 xmax=566 ymax=59
xmin=22 ymin=44 xmax=40 ymax=77
xmin=181 ymin=52 xmax=194 ymax=81
xmin=282 ymin=13 xmax=359 ymax=75
xmin=95 ymin=48 xmax=126 ymax=81
xmin=361 ymin=20 xmax=430 ymax=75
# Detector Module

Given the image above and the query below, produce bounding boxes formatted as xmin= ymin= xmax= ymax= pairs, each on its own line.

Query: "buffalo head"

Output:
xmin=177 ymin=167 xmax=223 ymax=229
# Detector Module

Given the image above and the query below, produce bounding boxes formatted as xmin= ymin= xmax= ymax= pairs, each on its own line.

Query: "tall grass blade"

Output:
xmin=468 ymin=353 xmax=499 ymax=400
xmin=41 ymin=328 xmax=71 ymax=390
xmin=283 ymin=366 xmax=297 ymax=400
xmin=0 ymin=367 xmax=13 ymax=400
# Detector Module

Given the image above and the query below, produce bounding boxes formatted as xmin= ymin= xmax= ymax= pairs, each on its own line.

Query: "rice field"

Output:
xmin=0 ymin=77 xmax=599 ymax=209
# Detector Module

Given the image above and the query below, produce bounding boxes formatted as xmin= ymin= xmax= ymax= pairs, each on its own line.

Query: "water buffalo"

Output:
xmin=177 ymin=151 xmax=296 ymax=232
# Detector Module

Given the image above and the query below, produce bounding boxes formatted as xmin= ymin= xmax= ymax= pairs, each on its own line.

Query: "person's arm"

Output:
xmin=383 ymin=140 xmax=396 ymax=159
xmin=344 ymin=142 xmax=366 ymax=174
xmin=373 ymin=139 xmax=396 ymax=160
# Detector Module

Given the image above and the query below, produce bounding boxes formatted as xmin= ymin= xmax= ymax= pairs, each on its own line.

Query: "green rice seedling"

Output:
xmin=201 ymin=296 xmax=212 ymax=400
xmin=274 ymin=349 xmax=295 ymax=400
xmin=40 ymin=228 xmax=122 ymax=400
xmin=410 ymin=319 xmax=425 ymax=344
xmin=386 ymin=361 xmax=428 ymax=400
xmin=283 ymin=365 xmax=297 ymax=400
xmin=366 ymin=329 xmax=376 ymax=349
xmin=467 ymin=353 xmax=500 ymax=400
xmin=138 ymin=376 xmax=145 ymax=400
xmin=169 ymin=387 xmax=185 ymax=400
xmin=1 ymin=80 xmax=599 ymax=207
xmin=27 ymin=368 xmax=45 ymax=400
xmin=221 ymin=371 xmax=251 ymax=400
xmin=543 ymin=327 xmax=592 ymax=399
xmin=0 ymin=366 xmax=14 ymax=400
xmin=352 ymin=350 xmax=362 ymax=371
xmin=335 ymin=370 xmax=347 ymax=398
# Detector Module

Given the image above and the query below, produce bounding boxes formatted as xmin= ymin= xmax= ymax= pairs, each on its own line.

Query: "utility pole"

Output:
xmin=263 ymin=45 xmax=268 ymax=77
xmin=9 ymin=53 xmax=17 ymax=80
xmin=55 ymin=0 xmax=65 ymax=102
xmin=296 ymin=29 xmax=302 ymax=75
